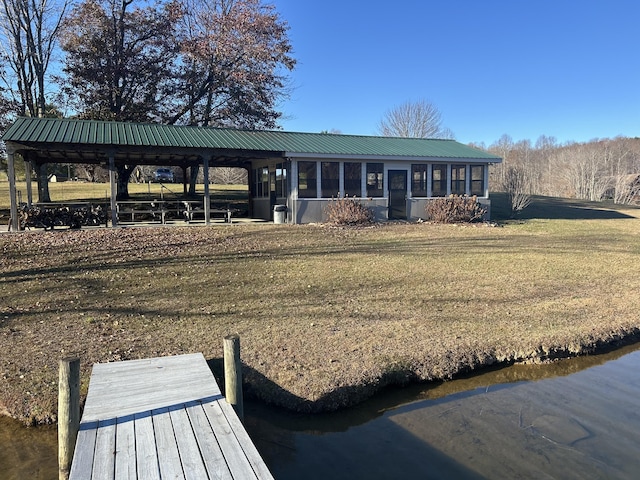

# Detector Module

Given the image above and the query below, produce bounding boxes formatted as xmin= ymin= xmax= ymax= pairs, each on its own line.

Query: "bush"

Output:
xmin=425 ymin=195 xmax=487 ymax=223
xmin=324 ymin=196 xmax=374 ymax=225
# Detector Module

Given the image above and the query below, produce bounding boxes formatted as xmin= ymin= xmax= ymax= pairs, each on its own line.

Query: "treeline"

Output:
xmin=475 ymin=135 xmax=640 ymax=210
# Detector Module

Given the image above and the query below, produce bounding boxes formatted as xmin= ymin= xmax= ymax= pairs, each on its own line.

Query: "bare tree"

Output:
xmin=0 ymin=0 xmax=68 ymax=117
xmin=534 ymin=134 xmax=558 ymax=196
xmin=1 ymin=0 xmax=69 ymax=201
xmin=377 ymin=99 xmax=454 ymax=139
xmin=487 ymin=134 xmax=513 ymax=190
xmin=613 ymin=174 xmax=640 ymax=205
xmin=503 ymin=165 xmax=531 ymax=216
xmin=553 ymin=142 xmax=612 ymax=202
xmin=486 ymin=133 xmax=640 ymax=209
xmin=212 ymin=167 xmax=247 ymax=185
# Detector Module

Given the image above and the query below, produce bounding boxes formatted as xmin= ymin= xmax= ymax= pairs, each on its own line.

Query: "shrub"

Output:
xmin=324 ymin=196 xmax=374 ymax=225
xmin=425 ymin=195 xmax=487 ymax=223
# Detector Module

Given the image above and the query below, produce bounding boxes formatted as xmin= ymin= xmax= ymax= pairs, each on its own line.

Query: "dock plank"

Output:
xmin=115 ymin=416 xmax=136 ymax=480
xmin=218 ymin=400 xmax=276 ymax=480
xmin=69 ymin=353 xmax=271 ymax=479
xmin=68 ymin=423 xmax=97 ymax=479
xmin=134 ymin=412 xmax=160 ymax=480
xmin=92 ymin=419 xmax=116 ymax=480
xmin=202 ymin=400 xmax=261 ymax=480
xmin=170 ymin=406 xmax=209 ymax=480
xmin=186 ymin=401 xmax=233 ymax=480
xmin=152 ymin=407 xmax=185 ymax=480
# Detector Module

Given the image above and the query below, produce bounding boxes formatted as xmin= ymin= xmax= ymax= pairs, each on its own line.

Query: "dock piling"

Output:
xmin=223 ymin=335 xmax=244 ymax=422
xmin=58 ymin=357 xmax=80 ymax=480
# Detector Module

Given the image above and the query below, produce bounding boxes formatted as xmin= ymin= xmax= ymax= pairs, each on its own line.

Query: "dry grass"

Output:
xmin=2 ymin=212 xmax=640 ymax=423
xmin=1 ymin=184 xmax=640 ymax=424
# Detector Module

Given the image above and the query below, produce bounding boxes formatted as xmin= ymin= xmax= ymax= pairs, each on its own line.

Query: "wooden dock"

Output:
xmin=69 ymin=353 xmax=273 ymax=479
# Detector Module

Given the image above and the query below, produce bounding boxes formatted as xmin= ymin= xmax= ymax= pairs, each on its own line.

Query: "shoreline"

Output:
xmin=3 ymin=328 xmax=639 ymax=427
xmin=240 ymin=327 xmax=640 ymax=414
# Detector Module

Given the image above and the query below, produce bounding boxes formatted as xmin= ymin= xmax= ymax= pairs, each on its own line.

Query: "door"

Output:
xmin=388 ymin=170 xmax=407 ymax=220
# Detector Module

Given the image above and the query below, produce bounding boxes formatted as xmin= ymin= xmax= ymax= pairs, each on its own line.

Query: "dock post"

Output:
xmin=58 ymin=357 xmax=80 ymax=480
xmin=224 ymin=335 xmax=244 ymax=422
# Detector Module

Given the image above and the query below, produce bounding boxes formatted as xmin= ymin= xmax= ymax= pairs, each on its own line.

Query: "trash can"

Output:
xmin=273 ymin=204 xmax=287 ymax=224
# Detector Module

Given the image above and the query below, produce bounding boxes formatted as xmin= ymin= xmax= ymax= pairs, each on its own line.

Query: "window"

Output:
xmin=366 ymin=163 xmax=383 ymax=197
xmin=451 ymin=165 xmax=466 ymax=195
xmin=321 ymin=162 xmax=339 ymax=198
xmin=298 ymin=161 xmax=317 ymax=198
xmin=432 ymin=164 xmax=447 ymax=197
xmin=344 ymin=162 xmax=362 ymax=197
xmin=411 ymin=165 xmax=428 ymax=197
xmin=471 ymin=165 xmax=485 ymax=196
xmin=254 ymin=167 xmax=269 ymax=198
xmin=276 ymin=163 xmax=287 ymax=197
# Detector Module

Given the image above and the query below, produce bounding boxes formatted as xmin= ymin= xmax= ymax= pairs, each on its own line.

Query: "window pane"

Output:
xmin=321 ymin=162 xmax=340 ymax=198
xmin=366 ymin=163 xmax=383 ymax=197
xmin=451 ymin=165 xmax=466 ymax=195
xmin=298 ymin=161 xmax=317 ymax=198
xmin=344 ymin=162 xmax=362 ymax=197
xmin=254 ymin=167 xmax=269 ymax=198
xmin=254 ymin=168 xmax=262 ymax=197
xmin=411 ymin=164 xmax=427 ymax=197
xmin=276 ymin=163 xmax=287 ymax=197
xmin=471 ymin=165 xmax=484 ymax=196
xmin=261 ymin=167 xmax=269 ymax=198
xmin=432 ymin=164 xmax=447 ymax=197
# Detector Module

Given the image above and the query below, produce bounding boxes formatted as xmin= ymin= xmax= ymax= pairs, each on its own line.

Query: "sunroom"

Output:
xmin=249 ymin=138 xmax=501 ymax=224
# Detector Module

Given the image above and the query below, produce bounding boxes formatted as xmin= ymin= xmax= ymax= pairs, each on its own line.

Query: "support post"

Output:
xmin=25 ymin=159 xmax=33 ymax=206
xmin=223 ymin=335 xmax=243 ymax=422
xmin=7 ymin=146 xmax=19 ymax=232
xmin=108 ymin=153 xmax=118 ymax=227
xmin=58 ymin=357 xmax=80 ymax=480
xmin=203 ymin=156 xmax=211 ymax=225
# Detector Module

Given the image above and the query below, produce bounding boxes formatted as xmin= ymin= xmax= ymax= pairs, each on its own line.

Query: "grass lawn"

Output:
xmin=1 ymin=183 xmax=640 ymax=424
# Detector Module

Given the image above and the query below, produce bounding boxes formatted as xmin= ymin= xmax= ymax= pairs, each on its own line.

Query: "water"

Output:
xmin=0 ymin=418 xmax=56 ymax=480
xmin=246 ymin=342 xmax=640 ymax=479
xmin=3 ymin=343 xmax=640 ymax=479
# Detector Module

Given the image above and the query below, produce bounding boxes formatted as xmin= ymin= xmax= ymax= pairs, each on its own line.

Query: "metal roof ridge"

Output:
xmin=5 ymin=116 xmax=457 ymax=141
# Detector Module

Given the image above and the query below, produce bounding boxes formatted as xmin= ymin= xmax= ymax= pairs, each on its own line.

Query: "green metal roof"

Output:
xmin=3 ymin=117 xmax=501 ymax=161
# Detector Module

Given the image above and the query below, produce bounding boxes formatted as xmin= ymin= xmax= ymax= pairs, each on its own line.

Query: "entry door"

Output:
xmin=388 ymin=170 xmax=407 ymax=220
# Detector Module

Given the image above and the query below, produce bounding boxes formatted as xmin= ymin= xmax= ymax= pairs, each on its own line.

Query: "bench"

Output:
xmin=184 ymin=204 xmax=236 ymax=223
xmin=117 ymin=201 xmax=186 ymax=224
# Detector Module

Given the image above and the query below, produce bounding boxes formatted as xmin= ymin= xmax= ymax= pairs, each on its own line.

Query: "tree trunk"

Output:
xmin=116 ymin=165 xmax=135 ymax=200
xmin=188 ymin=165 xmax=199 ymax=196
xmin=36 ymin=162 xmax=51 ymax=202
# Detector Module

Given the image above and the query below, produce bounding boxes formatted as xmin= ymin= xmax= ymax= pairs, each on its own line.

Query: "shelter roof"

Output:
xmin=2 ymin=117 xmax=501 ymax=165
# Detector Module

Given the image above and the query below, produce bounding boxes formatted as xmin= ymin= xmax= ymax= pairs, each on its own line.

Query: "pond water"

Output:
xmin=245 ymin=342 xmax=640 ymax=479
xmin=3 ymin=342 xmax=640 ymax=479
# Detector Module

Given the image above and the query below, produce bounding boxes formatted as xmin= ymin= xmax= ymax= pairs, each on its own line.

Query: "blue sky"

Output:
xmin=273 ymin=1 xmax=639 ymax=146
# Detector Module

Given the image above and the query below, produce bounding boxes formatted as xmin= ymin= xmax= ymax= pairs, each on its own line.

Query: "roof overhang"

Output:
xmin=286 ymin=151 xmax=499 ymax=163
xmin=2 ymin=117 xmax=502 ymax=167
xmin=5 ymin=139 xmax=284 ymax=168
